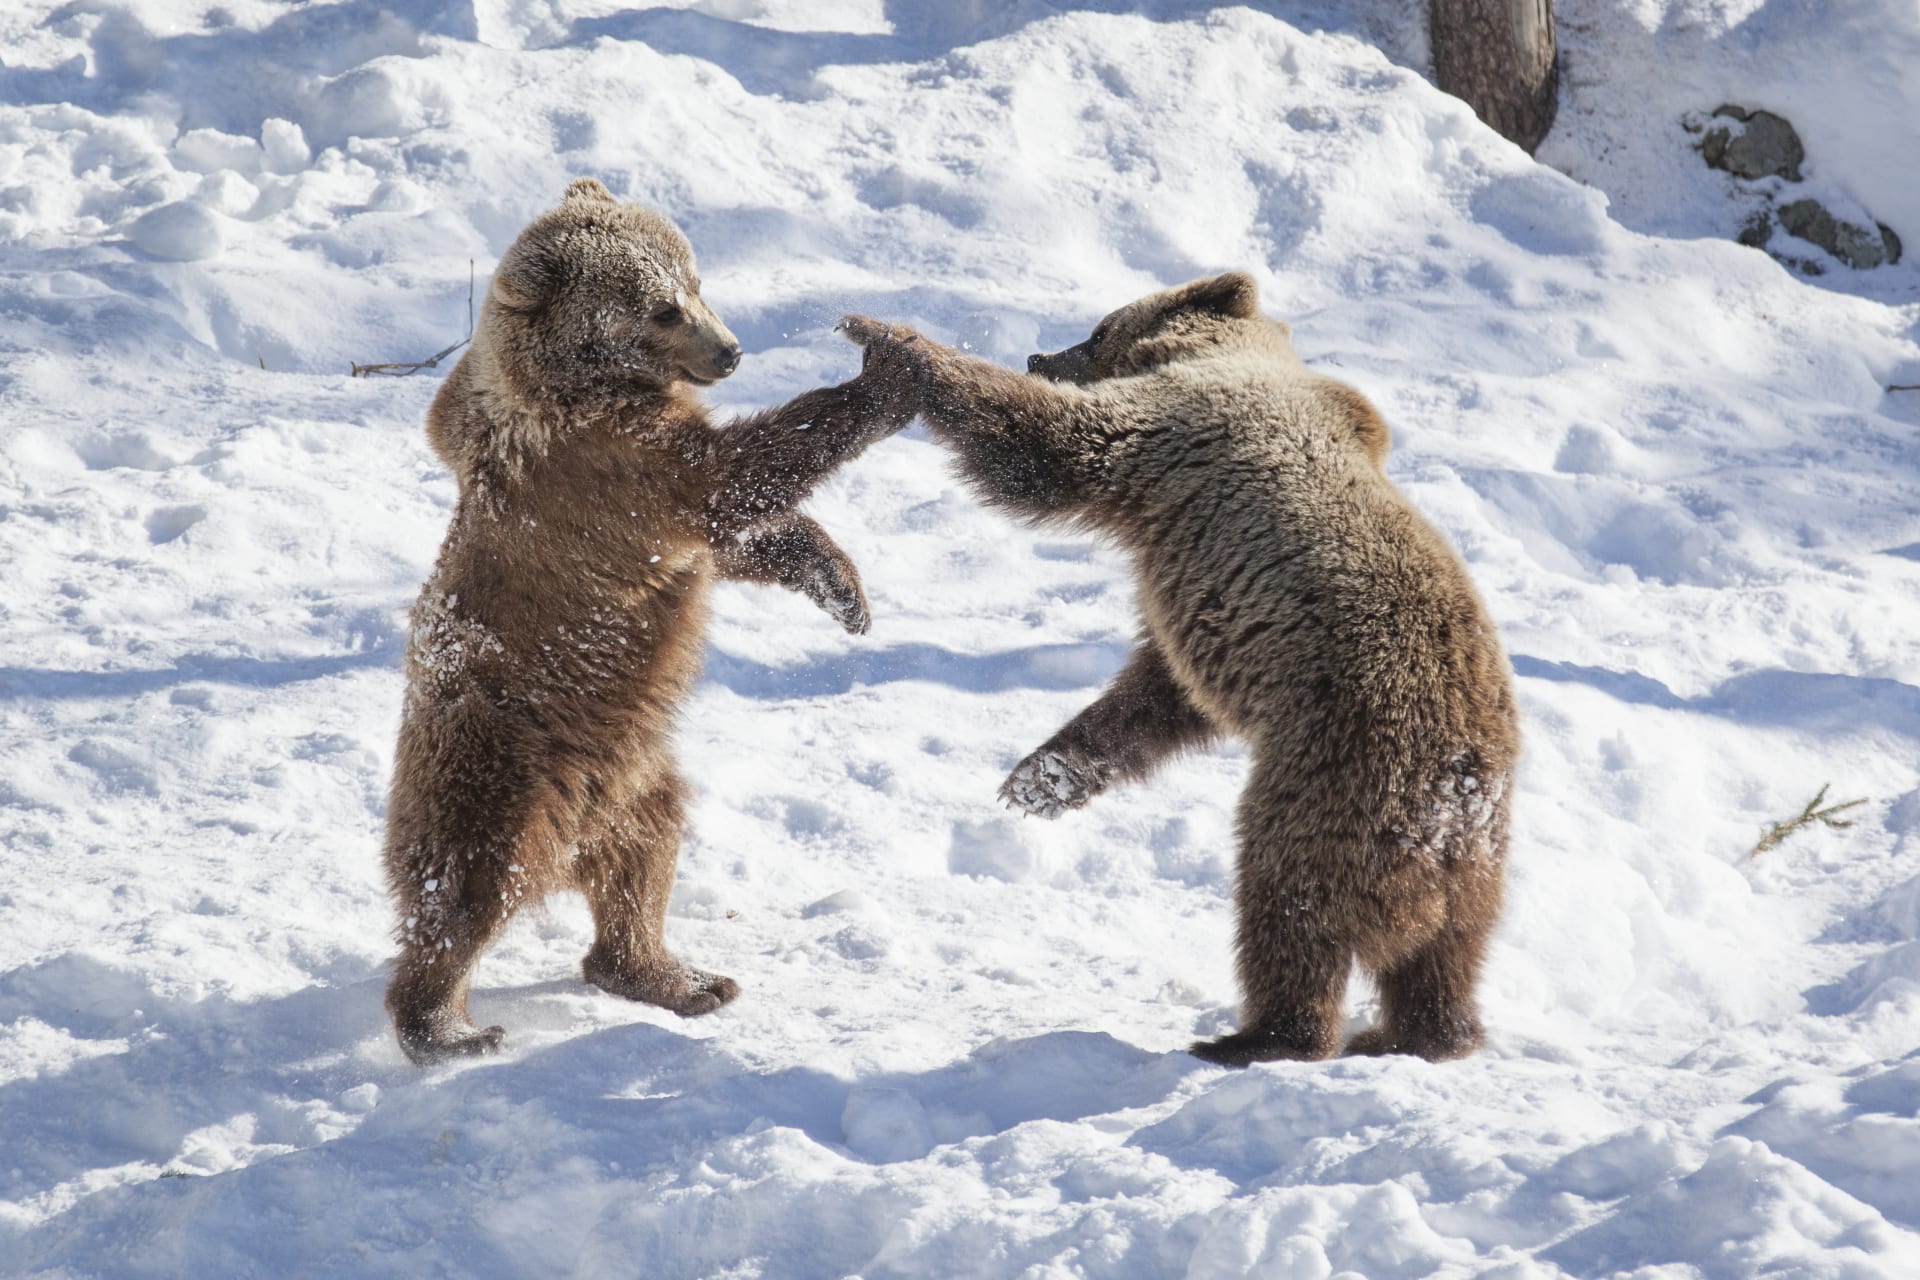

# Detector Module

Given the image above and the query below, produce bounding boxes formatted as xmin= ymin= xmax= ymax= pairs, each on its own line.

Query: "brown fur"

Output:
xmin=384 ymin=179 xmax=915 ymax=1065
xmin=845 ymin=273 xmax=1519 ymax=1065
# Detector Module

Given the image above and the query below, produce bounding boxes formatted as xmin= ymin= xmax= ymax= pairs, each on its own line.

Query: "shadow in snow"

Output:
xmin=1 ymin=635 xmax=1115 ymax=707
xmin=5 ymin=951 xmax=1201 ymax=1277
xmin=568 ymin=1 xmax=1243 ymax=98
xmin=704 ymin=639 xmax=1126 ymax=699
xmin=1723 ymin=1046 xmax=1920 ymax=1230
xmin=1513 ymin=655 xmax=1920 ymax=739
xmin=0 ymin=953 xmax=390 ymax=1211
xmin=0 ymin=0 xmax=1338 ymax=130
xmin=0 ymin=647 xmax=396 ymax=701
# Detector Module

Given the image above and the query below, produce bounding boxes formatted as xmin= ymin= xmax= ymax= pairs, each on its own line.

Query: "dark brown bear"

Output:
xmin=384 ymin=179 xmax=914 ymax=1065
xmin=844 ymin=274 xmax=1519 ymax=1065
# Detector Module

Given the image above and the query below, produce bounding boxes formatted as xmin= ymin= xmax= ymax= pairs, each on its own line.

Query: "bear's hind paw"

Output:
xmin=584 ymin=953 xmax=741 ymax=1017
xmin=1343 ymin=1021 xmax=1482 ymax=1061
xmin=1189 ymin=1025 xmax=1335 ymax=1067
xmin=397 ymin=1022 xmax=506 ymax=1067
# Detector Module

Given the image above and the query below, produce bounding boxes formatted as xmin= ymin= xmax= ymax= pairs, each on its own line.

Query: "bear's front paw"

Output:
xmin=837 ymin=314 xmax=928 ymax=425
xmin=804 ymin=559 xmax=871 ymax=635
xmin=837 ymin=314 xmax=924 ymax=353
xmin=1000 ymin=746 xmax=1110 ymax=818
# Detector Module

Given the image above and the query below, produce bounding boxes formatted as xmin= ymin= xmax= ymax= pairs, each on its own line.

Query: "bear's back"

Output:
xmin=1112 ymin=359 xmax=1515 ymax=782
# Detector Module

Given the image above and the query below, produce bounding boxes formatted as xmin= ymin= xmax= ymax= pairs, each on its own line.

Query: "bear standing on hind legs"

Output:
xmin=844 ymin=273 xmax=1519 ymax=1065
xmin=383 ymin=179 xmax=917 ymax=1066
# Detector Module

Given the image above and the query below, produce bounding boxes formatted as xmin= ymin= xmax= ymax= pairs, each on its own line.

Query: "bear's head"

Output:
xmin=485 ymin=178 xmax=741 ymax=399
xmin=1026 ymin=271 xmax=1294 ymax=385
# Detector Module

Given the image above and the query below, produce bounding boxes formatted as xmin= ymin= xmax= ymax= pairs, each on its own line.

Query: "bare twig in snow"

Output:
xmin=1750 ymin=783 xmax=1869 ymax=858
xmin=352 ymin=261 xmax=475 ymax=377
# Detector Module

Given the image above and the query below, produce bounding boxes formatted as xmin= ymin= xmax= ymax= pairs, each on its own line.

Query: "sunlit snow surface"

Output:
xmin=3 ymin=1 xmax=1920 ymax=1275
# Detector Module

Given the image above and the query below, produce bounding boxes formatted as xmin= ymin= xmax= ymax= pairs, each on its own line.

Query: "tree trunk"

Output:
xmin=1428 ymin=0 xmax=1559 ymax=154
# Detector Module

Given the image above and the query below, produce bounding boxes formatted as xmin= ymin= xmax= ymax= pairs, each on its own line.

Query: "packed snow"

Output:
xmin=3 ymin=0 xmax=1919 ymax=1275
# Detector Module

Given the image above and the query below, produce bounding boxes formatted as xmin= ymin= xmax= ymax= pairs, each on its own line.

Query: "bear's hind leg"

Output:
xmin=1345 ymin=916 xmax=1489 ymax=1061
xmin=1191 ymin=834 xmax=1349 ymax=1066
xmin=576 ymin=779 xmax=739 ymax=1017
xmin=385 ymin=855 xmax=515 ymax=1066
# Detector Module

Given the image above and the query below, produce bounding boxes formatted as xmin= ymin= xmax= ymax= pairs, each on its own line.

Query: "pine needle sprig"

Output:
xmin=1750 ymin=783 xmax=1869 ymax=858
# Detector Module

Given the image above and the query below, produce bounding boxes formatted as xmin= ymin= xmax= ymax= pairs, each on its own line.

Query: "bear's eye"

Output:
xmin=1091 ymin=322 xmax=1112 ymax=344
xmin=651 ymin=304 xmax=684 ymax=327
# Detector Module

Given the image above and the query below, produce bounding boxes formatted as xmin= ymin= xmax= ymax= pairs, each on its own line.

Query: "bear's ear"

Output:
xmin=492 ymin=242 xmax=560 ymax=310
xmin=1181 ymin=271 xmax=1260 ymax=319
xmin=564 ymin=177 xmax=617 ymax=206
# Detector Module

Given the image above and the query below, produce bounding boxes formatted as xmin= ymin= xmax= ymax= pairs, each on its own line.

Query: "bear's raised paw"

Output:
xmin=804 ymin=561 xmax=871 ymax=635
xmin=1000 ymin=747 xmax=1110 ymax=818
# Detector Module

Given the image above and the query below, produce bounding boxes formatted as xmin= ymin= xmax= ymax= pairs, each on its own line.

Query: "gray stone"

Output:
xmin=1736 ymin=211 xmax=1774 ymax=249
xmin=1699 ymin=105 xmax=1805 ymax=182
xmin=1777 ymin=199 xmax=1899 ymax=269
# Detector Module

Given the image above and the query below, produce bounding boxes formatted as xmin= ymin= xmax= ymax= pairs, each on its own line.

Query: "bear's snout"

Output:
xmin=671 ymin=300 xmax=744 ymax=384
xmin=1028 ymin=342 xmax=1096 ymax=384
xmin=685 ymin=337 xmax=740 ymax=383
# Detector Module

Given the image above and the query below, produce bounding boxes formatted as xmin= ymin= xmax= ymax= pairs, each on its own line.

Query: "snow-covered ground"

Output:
xmin=4 ymin=1 xmax=1919 ymax=1275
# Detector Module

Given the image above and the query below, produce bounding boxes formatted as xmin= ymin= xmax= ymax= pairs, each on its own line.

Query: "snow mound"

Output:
xmin=125 ymin=202 xmax=224 ymax=262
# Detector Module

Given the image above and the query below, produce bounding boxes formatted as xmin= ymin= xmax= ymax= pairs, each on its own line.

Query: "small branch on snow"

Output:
xmin=1749 ymin=783 xmax=1869 ymax=859
xmin=1890 ymin=384 xmax=1920 ymax=392
xmin=352 ymin=261 xmax=475 ymax=378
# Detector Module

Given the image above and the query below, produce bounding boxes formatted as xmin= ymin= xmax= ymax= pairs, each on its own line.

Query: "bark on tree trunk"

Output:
xmin=1429 ymin=0 xmax=1559 ymax=154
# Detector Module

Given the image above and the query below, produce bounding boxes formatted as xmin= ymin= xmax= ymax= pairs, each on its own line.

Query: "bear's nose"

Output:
xmin=716 ymin=344 xmax=742 ymax=376
xmin=1027 ymin=353 xmax=1050 ymax=374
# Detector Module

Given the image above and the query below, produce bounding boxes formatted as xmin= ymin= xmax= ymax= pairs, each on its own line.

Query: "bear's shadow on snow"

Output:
xmin=1512 ymin=656 xmax=1920 ymax=739
xmin=0 ymin=950 xmax=1202 ymax=1232
xmin=0 ymin=952 xmax=392 ymax=1206
xmin=406 ymin=1016 xmax=1204 ymax=1168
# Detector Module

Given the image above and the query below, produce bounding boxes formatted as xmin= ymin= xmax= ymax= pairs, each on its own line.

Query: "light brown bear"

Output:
xmin=844 ymin=274 xmax=1519 ymax=1065
xmin=384 ymin=179 xmax=916 ymax=1065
